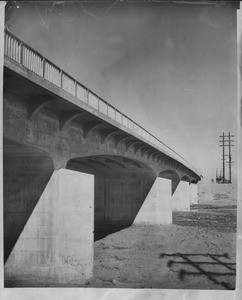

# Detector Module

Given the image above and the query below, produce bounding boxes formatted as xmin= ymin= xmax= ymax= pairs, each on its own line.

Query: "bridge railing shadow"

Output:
xmin=159 ymin=252 xmax=236 ymax=290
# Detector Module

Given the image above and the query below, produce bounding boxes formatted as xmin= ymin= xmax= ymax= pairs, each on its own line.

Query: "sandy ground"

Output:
xmin=4 ymin=182 xmax=237 ymax=289
xmin=87 ymin=182 xmax=237 ymax=290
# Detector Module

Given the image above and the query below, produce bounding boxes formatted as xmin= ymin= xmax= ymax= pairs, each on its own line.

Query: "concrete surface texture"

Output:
xmin=4 ymin=169 xmax=94 ymax=286
xmin=133 ymin=177 xmax=172 ymax=225
xmin=3 ymin=53 xmax=200 ymax=184
xmin=67 ymin=156 xmax=156 ymax=240
xmin=198 ymin=181 xmax=237 ymax=204
xmin=190 ymin=183 xmax=198 ymax=204
xmin=3 ymin=34 xmax=202 ymax=287
xmin=172 ymin=181 xmax=191 ymax=211
xmin=88 ymin=181 xmax=236 ymax=290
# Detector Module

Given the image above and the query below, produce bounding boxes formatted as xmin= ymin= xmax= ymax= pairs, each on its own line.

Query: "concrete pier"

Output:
xmin=172 ymin=181 xmax=190 ymax=211
xmin=2 ymin=28 xmax=201 ymax=287
xmin=5 ymin=169 xmax=94 ymax=286
xmin=133 ymin=177 xmax=172 ymax=225
xmin=190 ymin=183 xmax=198 ymax=204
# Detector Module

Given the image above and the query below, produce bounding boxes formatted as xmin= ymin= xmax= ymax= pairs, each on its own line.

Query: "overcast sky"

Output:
xmin=6 ymin=1 xmax=238 ymax=181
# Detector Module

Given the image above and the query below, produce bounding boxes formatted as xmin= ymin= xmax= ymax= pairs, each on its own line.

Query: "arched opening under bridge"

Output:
xmin=66 ymin=155 xmax=157 ymax=240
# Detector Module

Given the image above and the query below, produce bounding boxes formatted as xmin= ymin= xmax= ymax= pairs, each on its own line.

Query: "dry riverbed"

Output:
xmin=87 ymin=183 xmax=237 ymax=290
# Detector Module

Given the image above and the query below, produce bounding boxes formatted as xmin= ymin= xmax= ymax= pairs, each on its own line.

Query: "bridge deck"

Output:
xmin=3 ymin=30 xmax=201 ymax=179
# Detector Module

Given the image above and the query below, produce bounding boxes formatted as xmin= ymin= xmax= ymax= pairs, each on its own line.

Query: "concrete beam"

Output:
xmin=123 ymin=158 xmax=141 ymax=168
xmin=133 ymin=177 xmax=172 ymax=225
xmin=59 ymin=110 xmax=84 ymax=130
xmin=83 ymin=121 xmax=103 ymax=138
xmin=133 ymin=143 xmax=146 ymax=154
xmin=142 ymin=147 xmax=153 ymax=157
xmin=105 ymin=158 xmax=126 ymax=169
xmin=5 ymin=169 xmax=94 ymax=286
xmin=156 ymin=154 xmax=167 ymax=163
xmin=100 ymin=128 xmax=119 ymax=144
xmin=153 ymin=152 xmax=162 ymax=162
xmin=114 ymin=134 xmax=130 ymax=148
xmin=141 ymin=146 xmax=153 ymax=156
xmin=147 ymin=149 xmax=159 ymax=160
xmin=125 ymin=140 xmax=140 ymax=152
xmin=88 ymin=159 xmax=110 ymax=169
xmin=28 ymin=95 xmax=55 ymax=120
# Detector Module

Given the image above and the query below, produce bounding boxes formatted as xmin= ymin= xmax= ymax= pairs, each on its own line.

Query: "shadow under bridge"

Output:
xmin=66 ymin=155 xmax=157 ymax=240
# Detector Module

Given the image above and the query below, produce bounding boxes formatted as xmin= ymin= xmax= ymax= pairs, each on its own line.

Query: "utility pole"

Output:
xmin=219 ymin=132 xmax=234 ymax=184
xmin=219 ymin=132 xmax=225 ymax=183
xmin=226 ymin=131 xmax=235 ymax=183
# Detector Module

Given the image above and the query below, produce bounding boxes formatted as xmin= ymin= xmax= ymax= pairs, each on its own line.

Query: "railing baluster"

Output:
xmin=7 ymin=35 xmax=10 ymax=57
xmin=10 ymin=37 xmax=13 ymax=59
xmin=37 ymin=56 xmax=39 ymax=75
xmin=24 ymin=47 xmax=27 ymax=67
xmin=25 ymin=48 xmax=28 ymax=68
xmin=59 ymin=70 xmax=62 ymax=88
xmin=19 ymin=42 xmax=21 ymax=64
xmin=33 ymin=53 xmax=35 ymax=73
xmin=75 ymin=81 xmax=77 ymax=97
xmin=50 ymin=64 xmax=52 ymax=84
xmin=4 ymin=34 xmax=7 ymax=55
xmin=87 ymin=90 xmax=89 ymax=104
xmin=13 ymin=39 xmax=15 ymax=60
xmin=27 ymin=49 xmax=30 ymax=69
xmin=31 ymin=51 xmax=33 ymax=71
xmin=3 ymin=31 xmax=200 ymax=174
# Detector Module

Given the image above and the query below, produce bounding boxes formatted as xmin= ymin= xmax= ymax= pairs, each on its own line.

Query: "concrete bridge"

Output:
xmin=3 ymin=30 xmax=201 ymax=286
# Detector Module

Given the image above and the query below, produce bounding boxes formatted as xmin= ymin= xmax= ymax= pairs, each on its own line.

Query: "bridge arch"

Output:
xmin=66 ymin=155 xmax=157 ymax=240
xmin=181 ymin=175 xmax=190 ymax=182
xmin=158 ymin=169 xmax=180 ymax=195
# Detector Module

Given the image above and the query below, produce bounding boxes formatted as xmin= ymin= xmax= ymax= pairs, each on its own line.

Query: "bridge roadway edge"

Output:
xmin=3 ymin=55 xmax=200 ymax=182
xmin=3 ymin=52 xmax=200 ymax=286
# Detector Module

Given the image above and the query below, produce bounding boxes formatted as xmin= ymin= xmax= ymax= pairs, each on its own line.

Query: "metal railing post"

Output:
xmin=75 ymin=81 xmax=77 ymax=97
xmin=42 ymin=58 xmax=45 ymax=78
xmin=2 ymin=31 xmax=201 ymax=176
xmin=87 ymin=90 xmax=89 ymax=104
xmin=20 ymin=42 xmax=23 ymax=65
xmin=60 ymin=70 xmax=63 ymax=88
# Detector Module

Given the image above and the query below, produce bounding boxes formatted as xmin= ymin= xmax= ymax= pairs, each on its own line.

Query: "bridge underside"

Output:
xmin=3 ymin=57 xmax=200 ymax=286
xmin=67 ymin=156 xmax=156 ymax=240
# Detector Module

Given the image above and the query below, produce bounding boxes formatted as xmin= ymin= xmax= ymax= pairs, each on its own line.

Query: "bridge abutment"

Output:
xmin=133 ymin=177 xmax=172 ymax=225
xmin=5 ymin=169 xmax=94 ymax=287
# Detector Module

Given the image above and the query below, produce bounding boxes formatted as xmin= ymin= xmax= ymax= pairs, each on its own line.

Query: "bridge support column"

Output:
xmin=190 ymin=183 xmax=198 ymax=205
xmin=5 ymin=169 xmax=94 ymax=287
xmin=172 ymin=181 xmax=190 ymax=211
xmin=133 ymin=177 xmax=172 ymax=225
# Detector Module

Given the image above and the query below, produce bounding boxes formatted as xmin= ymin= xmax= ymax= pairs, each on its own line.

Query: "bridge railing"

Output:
xmin=4 ymin=30 xmax=201 ymax=176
